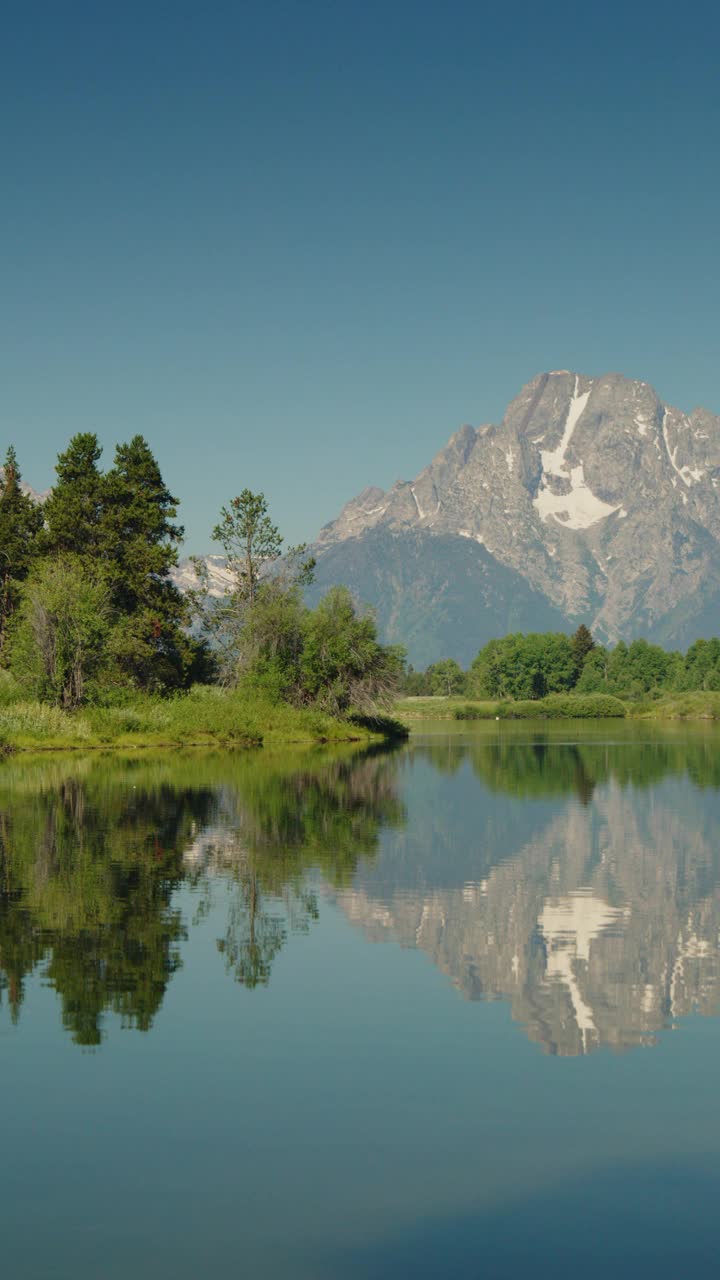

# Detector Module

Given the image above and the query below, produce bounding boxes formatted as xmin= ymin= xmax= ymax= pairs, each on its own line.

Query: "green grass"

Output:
xmin=396 ymin=690 xmax=720 ymax=722
xmin=0 ymin=682 xmax=405 ymax=752
xmin=394 ymin=694 xmax=628 ymax=720
xmin=454 ymin=693 xmax=628 ymax=719
xmin=629 ymin=690 xmax=720 ymax=719
xmin=394 ymin=696 xmax=485 ymax=720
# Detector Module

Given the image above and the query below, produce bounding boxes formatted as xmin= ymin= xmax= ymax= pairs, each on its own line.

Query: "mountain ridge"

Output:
xmin=306 ymin=369 xmax=720 ymax=662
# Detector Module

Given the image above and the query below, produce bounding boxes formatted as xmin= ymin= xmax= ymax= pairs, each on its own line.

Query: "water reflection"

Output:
xmin=1 ymin=731 xmax=720 ymax=1055
xmin=335 ymin=735 xmax=720 ymax=1054
xmin=0 ymin=748 xmax=404 ymax=1041
xmin=0 ymin=763 xmax=208 ymax=1043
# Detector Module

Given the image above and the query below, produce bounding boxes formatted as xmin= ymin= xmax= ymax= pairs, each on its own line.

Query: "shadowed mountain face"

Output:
xmin=309 ymin=371 xmax=720 ymax=663
xmin=307 ymin=528 xmax=569 ymax=668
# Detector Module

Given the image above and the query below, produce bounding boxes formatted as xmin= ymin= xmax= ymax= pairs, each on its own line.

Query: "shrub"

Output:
xmin=454 ymin=704 xmax=503 ymax=720
xmin=455 ymin=694 xmax=627 ymax=720
xmin=0 ymin=670 xmax=21 ymax=707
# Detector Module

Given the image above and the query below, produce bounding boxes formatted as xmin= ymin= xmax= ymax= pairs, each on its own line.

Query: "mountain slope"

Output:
xmin=312 ymin=370 xmax=720 ymax=662
xmin=308 ymin=527 xmax=569 ymax=667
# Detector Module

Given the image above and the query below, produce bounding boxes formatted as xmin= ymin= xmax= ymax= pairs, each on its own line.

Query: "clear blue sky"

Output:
xmin=2 ymin=0 xmax=719 ymax=552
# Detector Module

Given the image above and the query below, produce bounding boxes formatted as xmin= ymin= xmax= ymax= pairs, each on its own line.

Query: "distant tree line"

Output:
xmin=402 ymin=626 xmax=720 ymax=700
xmin=0 ymin=440 xmax=403 ymax=712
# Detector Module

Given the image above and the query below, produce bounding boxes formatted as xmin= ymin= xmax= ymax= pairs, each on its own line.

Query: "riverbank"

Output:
xmin=395 ymin=691 xmax=720 ymax=722
xmin=0 ymin=685 xmax=407 ymax=753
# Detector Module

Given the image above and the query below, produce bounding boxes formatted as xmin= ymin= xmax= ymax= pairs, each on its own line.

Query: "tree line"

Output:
xmin=403 ymin=626 xmax=720 ymax=700
xmin=0 ymin=438 xmax=403 ymax=712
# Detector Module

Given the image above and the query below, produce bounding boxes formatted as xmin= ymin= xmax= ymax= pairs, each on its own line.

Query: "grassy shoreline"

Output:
xmin=395 ymin=691 xmax=720 ymax=722
xmin=0 ymin=686 xmax=407 ymax=754
xmin=5 ymin=685 xmax=719 ymax=756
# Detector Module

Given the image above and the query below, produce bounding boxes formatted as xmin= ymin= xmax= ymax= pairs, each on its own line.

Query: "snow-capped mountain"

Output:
xmin=171 ymin=555 xmax=236 ymax=598
xmin=308 ymin=370 xmax=720 ymax=664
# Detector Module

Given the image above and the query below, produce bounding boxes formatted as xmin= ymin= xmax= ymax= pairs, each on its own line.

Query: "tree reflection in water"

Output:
xmin=0 ymin=746 xmax=405 ymax=1039
xmin=4 ymin=731 xmax=720 ymax=1055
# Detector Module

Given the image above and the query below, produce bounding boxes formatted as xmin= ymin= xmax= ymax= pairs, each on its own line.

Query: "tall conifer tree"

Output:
xmin=0 ymin=446 xmax=43 ymax=662
xmin=42 ymin=433 xmax=105 ymax=557
xmin=101 ymin=436 xmax=190 ymax=688
xmin=570 ymin=624 xmax=595 ymax=681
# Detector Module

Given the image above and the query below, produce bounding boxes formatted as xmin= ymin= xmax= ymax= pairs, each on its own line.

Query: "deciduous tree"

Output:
xmin=11 ymin=555 xmax=112 ymax=707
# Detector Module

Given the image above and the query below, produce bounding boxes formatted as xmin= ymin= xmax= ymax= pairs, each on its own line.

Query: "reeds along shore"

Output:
xmin=395 ymin=691 xmax=720 ymax=721
xmin=0 ymin=681 xmax=408 ymax=753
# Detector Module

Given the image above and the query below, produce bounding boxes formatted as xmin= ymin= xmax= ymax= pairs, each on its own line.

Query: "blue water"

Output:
xmin=1 ymin=729 xmax=719 ymax=1277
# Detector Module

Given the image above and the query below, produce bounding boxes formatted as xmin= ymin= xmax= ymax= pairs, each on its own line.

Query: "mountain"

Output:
xmin=0 ymin=469 xmax=47 ymax=504
xmin=309 ymin=371 xmax=720 ymax=664
xmin=307 ymin=528 xmax=569 ymax=668
xmin=172 ymin=555 xmax=235 ymax=598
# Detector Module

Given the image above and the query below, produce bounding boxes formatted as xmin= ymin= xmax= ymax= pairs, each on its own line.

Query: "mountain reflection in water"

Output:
xmin=1 ymin=730 xmax=720 ymax=1055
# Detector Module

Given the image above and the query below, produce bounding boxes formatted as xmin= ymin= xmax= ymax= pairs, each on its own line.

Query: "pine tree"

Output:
xmin=0 ymin=446 xmax=43 ymax=663
xmin=194 ymin=490 xmax=315 ymax=685
xmin=211 ymin=490 xmax=284 ymax=607
xmin=571 ymin=624 xmax=595 ymax=682
xmin=101 ymin=436 xmax=190 ymax=689
xmin=42 ymin=433 xmax=105 ymax=557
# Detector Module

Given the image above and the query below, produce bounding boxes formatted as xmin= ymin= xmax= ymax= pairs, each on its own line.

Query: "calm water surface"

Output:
xmin=2 ymin=722 xmax=720 ymax=1277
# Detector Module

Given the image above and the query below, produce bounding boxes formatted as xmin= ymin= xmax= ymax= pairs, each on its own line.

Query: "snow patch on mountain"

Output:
xmin=539 ymin=377 xmax=591 ymax=479
xmin=662 ymin=410 xmax=705 ymax=487
xmin=172 ymin=555 xmax=234 ymax=597
xmin=534 ymin=464 xmax=622 ymax=529
xmin=410 ymin=485 xmax=424 ymax=518
xmin=530 ymin=376 xmax=621 ymax=529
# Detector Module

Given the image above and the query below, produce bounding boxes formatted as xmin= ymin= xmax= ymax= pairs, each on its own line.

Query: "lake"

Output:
xmin=2 ymin=723 xmax=720 ymax=1277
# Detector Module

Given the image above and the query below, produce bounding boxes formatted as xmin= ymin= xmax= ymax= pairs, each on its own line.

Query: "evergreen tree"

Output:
xmin=194 ymin=490 xmax=314 ymax=685
xmin=212 ymin=490 xmax=283 ymax=607
xmin=210 ymin=489 xmax=314 ymax=607
xmin=101 ymin=436 xmax=190 ymax=689
xmin=0 ymin=446 xmax=43 ymax=663
xmin=42 ymin=433 xmax=105 ymax=557
xmin=571 ymin=624 xmax=595 ymax=681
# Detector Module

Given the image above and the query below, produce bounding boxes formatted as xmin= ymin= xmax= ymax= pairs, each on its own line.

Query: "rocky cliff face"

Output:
xmin=311 ymin=371 xmax=720 ymax=663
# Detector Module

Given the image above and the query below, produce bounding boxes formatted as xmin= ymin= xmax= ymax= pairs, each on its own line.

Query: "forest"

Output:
xmin=403 ymin=627 xmax=720 ymax=702
xmin=0 ymin=436 xmax=404 ymax=743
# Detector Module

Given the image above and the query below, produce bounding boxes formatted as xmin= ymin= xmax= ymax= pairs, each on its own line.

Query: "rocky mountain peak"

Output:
xmin=309 ymin=370 xmax=720 ymax=663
